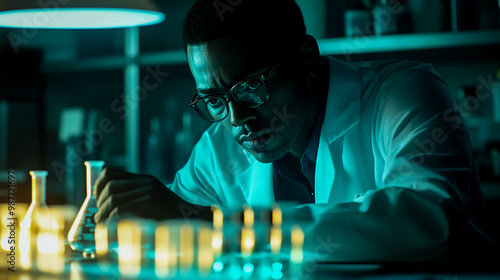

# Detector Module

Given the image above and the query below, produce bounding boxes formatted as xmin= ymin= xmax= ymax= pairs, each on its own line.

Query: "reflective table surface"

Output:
xmin=2 ymin=254 xmax=500 ymax=280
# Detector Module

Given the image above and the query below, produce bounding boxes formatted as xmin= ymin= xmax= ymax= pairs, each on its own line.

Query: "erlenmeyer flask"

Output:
xmin=68 ymin=160 xmax=104 ymax=257
xmin=19 ymin=170 xmax=49 ymax=270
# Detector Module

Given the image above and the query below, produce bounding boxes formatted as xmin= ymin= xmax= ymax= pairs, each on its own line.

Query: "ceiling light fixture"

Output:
xmin=0 ymin=0 xmax=165 ymax=29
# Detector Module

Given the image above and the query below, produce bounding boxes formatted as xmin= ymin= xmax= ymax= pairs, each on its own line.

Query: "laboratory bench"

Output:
xmin=2 ymin=255 xmax=500 ymax=280
xmin=2 ymin=218 xmax=499 ymax=280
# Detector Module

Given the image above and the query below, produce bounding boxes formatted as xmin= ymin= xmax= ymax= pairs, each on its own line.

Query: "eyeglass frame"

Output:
xmin=189 ymin=57 xmax=282 ymax=122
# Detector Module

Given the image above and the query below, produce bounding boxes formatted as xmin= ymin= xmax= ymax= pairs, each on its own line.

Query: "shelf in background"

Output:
xmin=318 ymin=30 xmax=500 ymax=56
xmin=42 ymin=30 xmax=500 ymax=73
xmin=42 ymin=55 xmax=126 ymax=72
xmin=41 ymin=50 xmax=188 ymax=73
xmin=137 ymin=49 xmax=187 ymax=67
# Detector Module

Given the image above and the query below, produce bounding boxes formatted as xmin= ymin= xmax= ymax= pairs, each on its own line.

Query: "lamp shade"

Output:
xmin=0 ymin=0 xmax=165 ymax=29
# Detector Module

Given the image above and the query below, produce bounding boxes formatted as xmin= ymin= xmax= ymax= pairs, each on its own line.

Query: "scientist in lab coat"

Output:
xmin=94 ymin=0 xmax=497 ymax=261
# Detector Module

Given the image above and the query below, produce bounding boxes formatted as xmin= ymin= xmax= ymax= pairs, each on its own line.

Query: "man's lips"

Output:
xmin=238 ymin=130 xmax=272 ymax=142
xmin=238 ymin=130 xmax=274 ymax=149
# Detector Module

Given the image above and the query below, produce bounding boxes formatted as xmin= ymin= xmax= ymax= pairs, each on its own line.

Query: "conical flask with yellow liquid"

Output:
xmin=19 ymin=170 xmax=49 ymax=270
xmin=68 ymin=160 xmax=104 ymax=257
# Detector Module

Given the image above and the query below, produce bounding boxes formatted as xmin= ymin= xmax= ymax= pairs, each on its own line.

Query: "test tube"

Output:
xmin=118 ymin=219 xmax=142 ymax=277
xmin=155 ymin=224 xmax=171 ymax=278
xmin=197 ymin=228 xmax=214 ymax=276
xmin=289 ymin=225 xmax=304 ymax=279
xmin=179 ymin=224 xmax=194 ymax=275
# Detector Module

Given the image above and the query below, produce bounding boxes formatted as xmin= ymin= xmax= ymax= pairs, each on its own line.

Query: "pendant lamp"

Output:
xmin=0 ymin=0 xmax=165 ymax=29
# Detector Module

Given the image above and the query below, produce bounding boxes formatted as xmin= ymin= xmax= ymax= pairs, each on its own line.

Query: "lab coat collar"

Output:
xmin=241 ymin=149 xmax=274 ymax=206
xmin=322 ymin=57 xmax=361 ymax=143
xmin=242 ymin=57 xmax=362 ymax=206
xmin=315 ymin=57 xmax=362 ymax=203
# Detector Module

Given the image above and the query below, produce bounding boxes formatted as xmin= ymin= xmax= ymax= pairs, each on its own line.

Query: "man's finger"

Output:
xmin=96 ymin=178 xmax=155 ymax=208
xmin=107 ymin=195 xmax=152 ymax=220
xmin=94 ymin=167 xmax=142 ymax=198
xmin=95 ymin=185 xmax=154 ymax=223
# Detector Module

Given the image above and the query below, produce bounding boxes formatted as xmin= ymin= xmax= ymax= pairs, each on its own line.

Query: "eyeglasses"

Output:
xmin=189 ymin=62 xmax=280 ymax=122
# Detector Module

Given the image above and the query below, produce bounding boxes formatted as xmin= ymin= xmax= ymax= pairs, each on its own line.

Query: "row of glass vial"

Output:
xmin=1 ymin=161 xmax=306 ymax=279
xmin=92 ymin=210 xmax=305 ymax=279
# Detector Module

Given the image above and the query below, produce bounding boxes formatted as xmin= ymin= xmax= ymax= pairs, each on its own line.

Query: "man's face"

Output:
xmin=187 ymin=35 xmax=314 ymax=163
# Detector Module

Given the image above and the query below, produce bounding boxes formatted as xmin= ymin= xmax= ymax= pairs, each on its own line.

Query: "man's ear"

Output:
xmin=300 ymin=35 xmax=321 ymax=77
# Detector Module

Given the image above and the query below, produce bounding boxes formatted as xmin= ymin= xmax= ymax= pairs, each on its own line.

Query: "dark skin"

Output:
xmin=94 ymin=33 xmax=329 ymax=223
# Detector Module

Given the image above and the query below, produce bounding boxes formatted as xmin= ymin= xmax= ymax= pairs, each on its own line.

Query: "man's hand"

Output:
xmin=93 ymin=167 xmax=211 ymax=223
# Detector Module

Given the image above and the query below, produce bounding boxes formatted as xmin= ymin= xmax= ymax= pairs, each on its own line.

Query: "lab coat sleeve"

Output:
xmin=167 ymin=123 xmax=249 ymax=207
xmin=284 ymin=67 xmax=481 ymax=262
xmin=166 ymin=124 xmax=224 ymax=206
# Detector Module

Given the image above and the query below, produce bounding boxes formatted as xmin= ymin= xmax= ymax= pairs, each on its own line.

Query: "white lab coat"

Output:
xmin=168 ymin=57 xmax=491 ymax=261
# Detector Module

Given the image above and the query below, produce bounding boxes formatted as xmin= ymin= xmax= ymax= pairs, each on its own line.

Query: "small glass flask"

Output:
xmin=68 ymin=160 xmax=104 ymax=257
xmin=19 ymin=170 xmax=49 ymax=270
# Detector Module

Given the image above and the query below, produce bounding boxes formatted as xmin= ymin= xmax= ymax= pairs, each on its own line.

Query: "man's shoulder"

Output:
xmin=355 ymin=59 xmax=438 ymax=85
xmin=350 ymin=59 xmax=433 ymax=74
xmin=345 ymin=59 xmax=443 ymax=101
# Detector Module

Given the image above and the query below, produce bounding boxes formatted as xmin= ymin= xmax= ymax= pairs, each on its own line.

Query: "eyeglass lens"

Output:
xmin=196 ymin=77 xmax=268 ymax=121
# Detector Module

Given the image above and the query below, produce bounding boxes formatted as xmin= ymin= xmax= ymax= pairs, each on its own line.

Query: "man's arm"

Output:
xmin=282 ymin=67 xmax=489 ymax=262
xmin=93 ymin=123 xmax=235 ymax=223
xmin=93 ymin=167 xmax=212 ymax=223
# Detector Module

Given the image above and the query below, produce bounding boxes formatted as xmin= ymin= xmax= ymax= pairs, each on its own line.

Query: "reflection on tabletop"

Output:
xmin=2 ymin=204 xmax=500 ymax=280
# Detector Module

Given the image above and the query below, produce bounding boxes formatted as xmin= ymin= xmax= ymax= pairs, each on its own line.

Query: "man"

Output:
xmin=94 ymin=0 xmax=496 ymax=261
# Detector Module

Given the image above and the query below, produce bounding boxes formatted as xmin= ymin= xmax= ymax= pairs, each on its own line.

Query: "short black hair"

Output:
xmin=182 ymin=0 xmax=307 ymax=49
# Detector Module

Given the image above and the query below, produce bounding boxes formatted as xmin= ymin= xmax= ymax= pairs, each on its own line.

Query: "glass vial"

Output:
xmin=493 ymin=69 xmax=500 ymax=123
xmin=174 ymin=112 xmax=195 ymax=172
xmin=344 ymin=0 xmax=371 ymax=37
xmin=19 ymin=170 xmax=49 ymax=270
xmin=68 ymin=160 xmax=104 ymax=257
xmin=373 ymin=0 xmax=398 ymax=35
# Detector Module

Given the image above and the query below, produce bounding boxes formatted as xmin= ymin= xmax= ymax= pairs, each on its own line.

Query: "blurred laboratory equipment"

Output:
xmin=372 ymin=0 xmax=398 ymax=35
xmin=59 ymin=108 xmax=103 ymax=206
xmin=19 ymin=170 xmax=49 ymax=271
xmin=407 ymin=0 xmax=444 ymax=33
xmin=145 ymin=117 xmax=174 ymax=182
xmin=173 ymin=112 xmax=196 ymax=172
xmin=458 ymin=69 xmax=500 ymax=125
xmin=344 ymin=0 xmax=372 ymax=37
xmin=491 ymin=145 xmax=500 ymax=178
xmin=68 ymin=160 xmax=105 ymax=257
xmin=459 ymin=85 xmax=486 ymax=119
xmin=493 ymin=69 xmax=500 ymax=123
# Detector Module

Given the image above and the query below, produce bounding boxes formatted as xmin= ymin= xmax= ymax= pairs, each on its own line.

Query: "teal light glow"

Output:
xmin=229 ymin=264 xmax=242 ymax=279
xmin=0 ymin=8 xmax=164 ymax=29
xmin=271 ymin=270 xmax=284 ymax=279
xmin=272 ymin=262 xmax=283 ymax=271
xmin=212 ymin=261 xmax=224 ymax=273
xmin=242 ymin=263 xmax=254 ymax=273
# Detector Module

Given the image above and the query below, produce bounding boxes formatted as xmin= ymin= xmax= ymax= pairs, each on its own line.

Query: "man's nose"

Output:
xmin=228 ymin=100 xmax=257 ymax=127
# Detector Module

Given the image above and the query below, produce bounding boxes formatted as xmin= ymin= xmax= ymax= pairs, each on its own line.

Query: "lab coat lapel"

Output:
xmin=240 ymin=149 xmax=274 ymax=207
xmin=247 ymin=161 xmax=274 ymax=207
xmin=315 ymin=57 xmax=362 ymax=204
xmin=316 ymin=137 xmax=335 ymax=203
